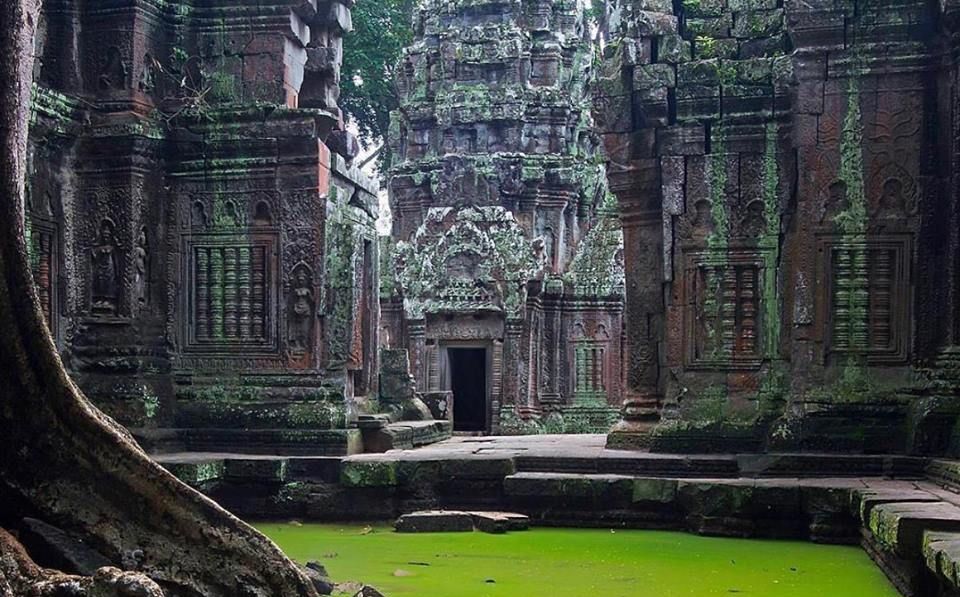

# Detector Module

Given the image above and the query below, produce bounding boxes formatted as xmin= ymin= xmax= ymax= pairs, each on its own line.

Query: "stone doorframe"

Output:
xmin=437 ymin=341 xmax=494 ymax=433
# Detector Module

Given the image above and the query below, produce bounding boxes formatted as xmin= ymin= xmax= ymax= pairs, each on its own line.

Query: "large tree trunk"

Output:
xmin=0 ymin=2 xmax=319 ymax=596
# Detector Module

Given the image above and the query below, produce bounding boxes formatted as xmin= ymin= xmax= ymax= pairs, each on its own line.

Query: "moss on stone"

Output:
xmin=340 ymin=461 xmax=398 ymax=488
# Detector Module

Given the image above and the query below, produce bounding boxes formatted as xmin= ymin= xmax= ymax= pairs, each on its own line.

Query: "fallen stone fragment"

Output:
xmin=469 ymin=512 xmax=530 ymax=534
xmin=395 ymin=511 xmax=475 ymax=533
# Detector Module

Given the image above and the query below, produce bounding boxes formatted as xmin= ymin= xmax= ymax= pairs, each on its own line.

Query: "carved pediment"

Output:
xmin=394 ymin=206 xmax=541 ymax=319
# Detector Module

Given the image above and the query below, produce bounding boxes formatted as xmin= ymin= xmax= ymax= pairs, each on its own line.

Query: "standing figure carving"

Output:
xmin=91 ymin=219 xmax=119 ymax=315
xmin=134 ymin=227 xmax=148 ymax=311
xmin=289 ymin=265 xmax=314 ymax=353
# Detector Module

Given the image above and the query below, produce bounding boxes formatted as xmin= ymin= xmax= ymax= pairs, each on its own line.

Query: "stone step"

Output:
xmin=511 ymin=452 xmax=927 ymax=479
xmin=361 ymin=420 xmax=453 ymax=453
xmin=155 ymin=453 xmax=343 ymax=487
xmin=853 ymin=487 xmax=942 ymax=523
xmin=138 ymin=428 xmax=363 ymax=456
xmin=868 ymin=501 xmax=960 ymax=558
xmin=514 ymin=454 xmax=740 ymax=478
xmin=923 ymin=531 xmax=960 ymax=591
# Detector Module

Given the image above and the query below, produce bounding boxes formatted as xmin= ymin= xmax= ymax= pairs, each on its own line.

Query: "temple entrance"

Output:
xmin=447 ymin=346 xmax=488 ymax=432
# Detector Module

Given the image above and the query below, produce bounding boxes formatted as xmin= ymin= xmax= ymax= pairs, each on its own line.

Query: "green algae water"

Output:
xmin=257 ymin=523 xmax=900 ymax=597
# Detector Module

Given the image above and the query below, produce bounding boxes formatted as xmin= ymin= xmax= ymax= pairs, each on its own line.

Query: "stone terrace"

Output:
xmin=158 ymin=437 xmax=960 ymax=596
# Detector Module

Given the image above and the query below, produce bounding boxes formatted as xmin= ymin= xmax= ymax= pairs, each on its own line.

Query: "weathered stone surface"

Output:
xmin=854 ymin=488 xmax=942 ymax=524
xmin=923 ymin=531 xmax=960 ymax=589
xmin=870 ymin=502 xmax=960 ymax=557
xmin=19 ymin=518 xmax=112 ymax=576
xmin=341 ymin=461 xmax=399 ymax=488
xmin=631 ymin=478 xmax=679 ymax=504
xmin=26 ymin=0 xmax=385 ymax=458
xmin=595 ymin=0 xmax=948 ymax=455
xmin=469 ymin=512 xmax=530 ymax=533
xmin=385 ymin=0 xmax=625 ymax=435
xmin=395 ymin=511 xmax=475 ymax=533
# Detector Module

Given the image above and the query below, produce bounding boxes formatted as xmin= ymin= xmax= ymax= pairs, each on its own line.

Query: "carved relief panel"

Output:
xmin=90 ymin=218 xmax=121 ymax=316
xmin=29 ymin=220 xmax=59 ymax=334
xmin=26 ymin=187 xmax=60 ymax=335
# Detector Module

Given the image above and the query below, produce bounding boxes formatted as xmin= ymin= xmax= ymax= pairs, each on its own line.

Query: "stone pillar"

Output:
xmin=501 ymin=318 xmax=524 ymax=411
xmin=407 ymin=319 xmax=427 ymax=390
xmin=607 ymin=169 xmax=664 ymax=449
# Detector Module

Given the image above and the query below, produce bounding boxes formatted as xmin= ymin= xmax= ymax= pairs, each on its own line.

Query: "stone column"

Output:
xmin=607 ymin=168 xmax=664 ymax=449
xmin=501 ymin=318 xmax=524 ymax=410
xmin=407 ymin=319 xmax=427 ymax=390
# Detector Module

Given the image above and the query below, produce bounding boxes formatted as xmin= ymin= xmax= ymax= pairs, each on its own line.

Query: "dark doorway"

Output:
xmin=449 ymin=347 xmax=487 ymax=432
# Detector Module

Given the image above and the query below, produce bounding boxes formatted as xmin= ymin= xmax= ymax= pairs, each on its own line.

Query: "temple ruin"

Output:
xmin=20 ymin=0 xmax=960 ymax=459
xmin=27 ymin=0 xmax=383 ymax=455
xmin=381 ymin=0 xmax=625 ymax=434
xmin=21 ymin=0 xmax=960 ymax=594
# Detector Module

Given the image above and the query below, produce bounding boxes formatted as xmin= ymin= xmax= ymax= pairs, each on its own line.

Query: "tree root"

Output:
xmin=0 ymin=528 xmax=164 ymax=596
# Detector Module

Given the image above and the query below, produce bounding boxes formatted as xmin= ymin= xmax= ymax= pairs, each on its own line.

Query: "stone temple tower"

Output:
xmin=382 ymin=0 xmax=626 ymax=433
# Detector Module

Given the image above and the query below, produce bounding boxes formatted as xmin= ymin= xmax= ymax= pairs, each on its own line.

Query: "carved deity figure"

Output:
xmin=877 ymin=178 xmax=906 ymax=218
xmin=739 ymin=200 xmax=767 ymax=238
xmin=134 ymin=228 xmax=148 ymax=311
xmin=289 ymin=267 xmax=315 ymax=352
xmin=99 ymin=47 xmax=128 ymax=91
xmin=138 ymin=54 xmax=156 ymax=93
xmin=91 ymin=220 xmax=119 ymax=315
xmin=678 ymin=199 xmax=714 ymax=241
xmin=532 ymin=237 xmax=548 ymax=279
xmin=821 ymin=181 xmax=848 ymax=225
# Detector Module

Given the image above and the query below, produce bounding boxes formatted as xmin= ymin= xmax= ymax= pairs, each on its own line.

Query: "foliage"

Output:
xmin=695 ymin=35 xmax=718 ymax=58
xmin=340 ymin=0 xmax=417 ymax=149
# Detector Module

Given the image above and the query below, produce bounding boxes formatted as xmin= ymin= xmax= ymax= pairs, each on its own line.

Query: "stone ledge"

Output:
xmin=923 ymin=531 xmax=960 ymax=590
xmin=870 ymin=501 xmax=960 ymax=558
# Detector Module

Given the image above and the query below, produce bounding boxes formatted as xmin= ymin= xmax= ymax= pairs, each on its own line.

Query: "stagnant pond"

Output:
xmin=257 ymin=523 xmax=900 ymax=596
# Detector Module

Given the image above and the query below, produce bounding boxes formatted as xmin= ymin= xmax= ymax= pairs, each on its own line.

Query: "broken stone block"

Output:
xmin=731 ymin=9 xmax=784 ymax=39
xmin=469 ymin=512 xmax=530 ymax=534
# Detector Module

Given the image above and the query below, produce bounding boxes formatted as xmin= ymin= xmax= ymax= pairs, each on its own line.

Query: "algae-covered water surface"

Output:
xmin=257 ymin=523 xmax=900 ymax=596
